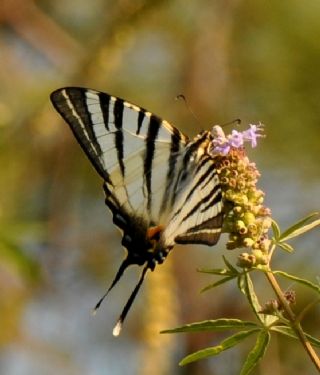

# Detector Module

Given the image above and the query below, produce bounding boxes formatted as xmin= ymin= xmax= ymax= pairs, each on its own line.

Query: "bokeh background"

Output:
xmin=0 ymin=1 xmax=319 ymax=374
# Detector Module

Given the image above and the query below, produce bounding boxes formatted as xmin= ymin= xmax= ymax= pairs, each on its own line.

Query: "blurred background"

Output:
xmin=0 ymin=0 xmax=319 ymax=374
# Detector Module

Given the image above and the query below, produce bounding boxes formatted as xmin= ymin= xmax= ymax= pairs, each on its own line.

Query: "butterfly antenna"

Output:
xmin=220 ymin=118 xmax=241 ymax=128
xmin=175 ymin=94 xmax=199 ymax=122
xmin=92 ymin=257 xmax=131 ymax=315
xmin=112 ymin=264 xmax=149 ymax=337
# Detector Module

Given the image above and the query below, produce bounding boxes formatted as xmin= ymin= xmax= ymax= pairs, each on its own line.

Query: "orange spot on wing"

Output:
xmin=146 ymin=225 xmax=164 ymax=241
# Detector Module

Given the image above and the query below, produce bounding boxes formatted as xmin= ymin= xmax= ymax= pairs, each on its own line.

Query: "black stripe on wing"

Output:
xmin=182 ymin=183 xmax=221 ymax=222
xmin=175 ymin=212 xmax=224 ymax=245
xmin=98 ymin=92 xmax=110 ymax=131
xmin=183 ymin=155 xmax=217 ymax=203
xmin=50 ymin=88 xmax=111 ymax=183
xmin=160 ymin=131 xmax=182 ymax=213
xmin=113 ymin=99 xmax=125 ymax=176
xmin=144 ymin=115 xmax=161 ymax=211
xmin=136 ymin=110 xmax=146 ymax=135
xmin=169 ymin=132 xmax=209 ymax=208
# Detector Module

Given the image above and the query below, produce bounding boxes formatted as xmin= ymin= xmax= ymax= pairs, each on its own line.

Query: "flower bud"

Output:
xmin=237 ymin=253 xmax=256 ymax=268
xmin=260 ymin=299 xmax=280 ymax=314
xmin=243 ymin=237 xmax=255 ymax=247
xmin=252 ymin=249 xmax=268 ymax=265
xmin=243 ymin=212 xmax=256 ymax=225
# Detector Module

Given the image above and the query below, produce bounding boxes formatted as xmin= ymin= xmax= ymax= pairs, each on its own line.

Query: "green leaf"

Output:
xmin=238 ymin=272 xmax=278 ymax=326
xmin=305 ymin=333 xmax=320 ymax=348
xmin=237 ymin=273 xmax=246 ymax=294
xmin=271 ymin=325 xmax=297 ymax=339
xmin=279 ymin=212 xmax=320 ymax=242
xmin=223 ymin=255 xmax=239 ymax=273
xmin=198 ymin=257 xmax=239 ymax=276
xmin=271 ymin=219 xmax=281 ymax=240
xmin=273 ymin=270 xmax=320 ymax=295
xmin=240 ymin=330 xmax=270 ymax=375
xmin=179 ymin=329 xmax=260 ymax=366
xmin=271 ymin=326 xmax=320 ymax=348
xmin=238 ymin=272 xmax=264 ymax=324
xmin=161 ymin=319 xmax=259 ymax=334
xmin=277 ymin=242 xmax=294 ymax=253
xmin=197 ymin=268 xmax=231 ymax=276
xmin=201 ymin=275 xmax=236 ymax=293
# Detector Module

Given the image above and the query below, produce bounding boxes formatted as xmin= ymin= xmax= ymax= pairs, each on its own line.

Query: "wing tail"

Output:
xmin=92 ymin=257 xmax=131 ymax=314
xmin=112 ymin=265 xmax=149 ymax=336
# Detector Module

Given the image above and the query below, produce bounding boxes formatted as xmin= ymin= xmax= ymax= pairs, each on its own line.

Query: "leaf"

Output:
xmin=282 ymin=219 xmax=320 ymax=241
xmin=273 ymin=270 xmax=320 ymax=295
xmin=198 ymin=257 xmax=239 ymax=276
xmin=161 ymin=319 xmax=259 ymax=334
xmin=237 ymin=273 xmax=246 ymax=294
xmin=197 ymin=267 xmax=231 ymax=276
xmin=277 ymin=242 xmax=294 ymax=253
xmin=238 ymin=272 xmax=278 ymax=326
xmin=279 ymin=212 xmax=320 ymax=242
xmin=238 ymin=272 xmax=264 ymax=324
xmin=201 ymin=276 xmax=236 ymax=293
xmin=240 ymin=330 xmax=270 ymax=375
xmin=223 ymin=255 xmax=239 ymax=273
xmin=305 ymin=333 xmax=320 ymax=348
xmin=271 ymin=219 xmax=281 ymax=240
xmin=179 ymin=329 xmax=260 ymax=366
xmin=271 ymin=325 xmax=297 ymax=339
xmin=271 ymin=326 xmax=320 ymax=348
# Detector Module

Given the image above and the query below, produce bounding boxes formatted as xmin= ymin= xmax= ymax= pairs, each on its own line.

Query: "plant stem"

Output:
xmin=265 ymin=270 xmax=320 ymax=372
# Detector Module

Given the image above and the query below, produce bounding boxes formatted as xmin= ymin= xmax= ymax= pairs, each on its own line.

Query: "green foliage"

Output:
xmin=163 ymin=213 xmax=320 ymax=374
xmin=273 ymin=270 xmax=320 ymax=295
xmin=272 ymin=212 xmax=320 ymax=252
xmin=179 ymin=330 xmax=260 ymax=366
xmin=161 ymin=319 xmax=259 ymax=334
xmin=240 ymin=330 xmax=270 ymax=375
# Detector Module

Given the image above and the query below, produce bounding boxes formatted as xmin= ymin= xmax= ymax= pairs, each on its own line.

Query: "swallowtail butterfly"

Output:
xmin=50 ymin=87 xmax=223 ymax=335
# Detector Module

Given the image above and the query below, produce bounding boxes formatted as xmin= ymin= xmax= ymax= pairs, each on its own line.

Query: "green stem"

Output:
xmin=265 ymin=270 xmax=320 ymax=372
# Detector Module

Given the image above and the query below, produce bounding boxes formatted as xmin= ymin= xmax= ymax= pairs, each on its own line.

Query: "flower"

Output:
xmin=210 ymin=126 xmax=230 ymax=155
xmin=209 ymin=124 xmax=271 ymax=265
xmin=228 ymin=130 xmax=244 ymax=148
xmin=212 ymin=142 xmax=231 ymax=155
xmin=210 ymin=123 xmax=264 ymax=155
xmin=242 ymin=123 xmax=264 ymax=148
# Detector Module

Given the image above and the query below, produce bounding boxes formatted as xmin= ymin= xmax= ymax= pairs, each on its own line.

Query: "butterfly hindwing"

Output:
xmin=162 ymin=132 xmax=224 ymax=247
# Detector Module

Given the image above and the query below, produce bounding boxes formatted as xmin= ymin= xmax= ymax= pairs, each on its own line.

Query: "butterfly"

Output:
xmin=50 ymin=87 xmax=223 ymax=335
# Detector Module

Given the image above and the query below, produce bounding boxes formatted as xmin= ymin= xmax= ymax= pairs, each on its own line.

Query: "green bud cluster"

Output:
xmin=215 ymin=148 xmax=271 ymax=267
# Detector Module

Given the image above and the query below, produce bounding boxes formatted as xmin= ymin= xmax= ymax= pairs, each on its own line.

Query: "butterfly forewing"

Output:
xmin=51 ymin=88 xmax=189 ymax=219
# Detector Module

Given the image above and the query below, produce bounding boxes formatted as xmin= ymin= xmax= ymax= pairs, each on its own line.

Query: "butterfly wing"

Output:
xmin=50 ymin=87 xmax=189 ymax=260
xmin=161 ymin=132 xmax=224 ymax=248
xmin=51 ymin=87 xmax=224 ymax=334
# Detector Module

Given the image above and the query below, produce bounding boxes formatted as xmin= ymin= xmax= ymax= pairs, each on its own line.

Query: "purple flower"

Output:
xmin=213 ymin=143 xmax=231 ymax=155
xmin=210 ymin=123 xmax=264 ymax=156
xmin=228 ymin=130 xmax=244 ymax=148
xmin=211 ymin=135 xmax=231 ymax=155
xmin=242 ymin=124 xmax=264 ymax=148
